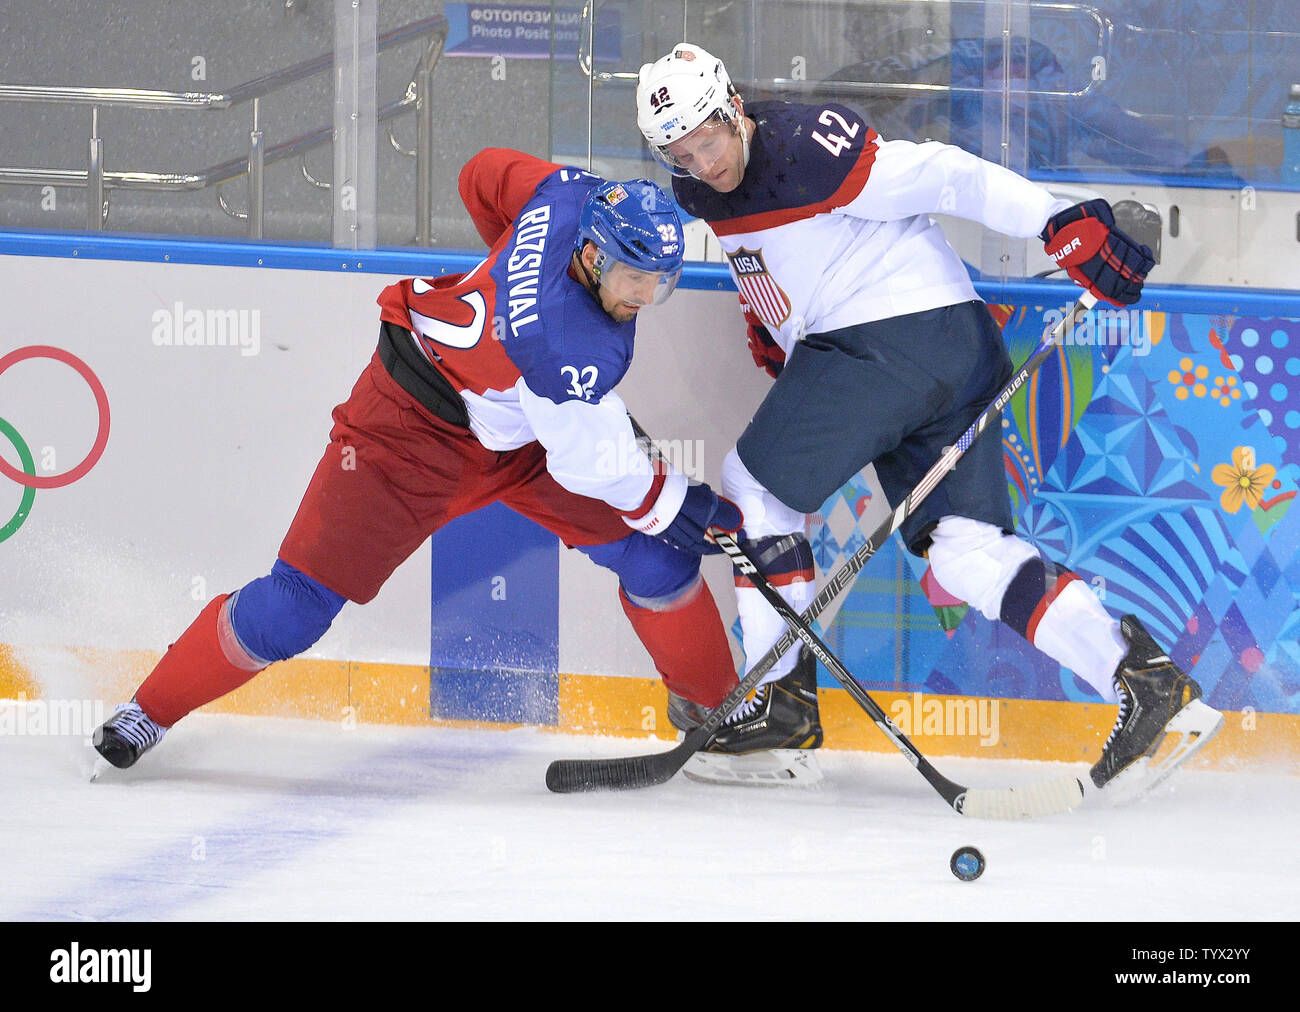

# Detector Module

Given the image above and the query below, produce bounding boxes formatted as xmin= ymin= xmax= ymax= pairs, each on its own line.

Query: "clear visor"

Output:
xmin=651 ymin=110 xmax=739 ymax=178
xmin=598 ymin=256 xmax=682 ymax=307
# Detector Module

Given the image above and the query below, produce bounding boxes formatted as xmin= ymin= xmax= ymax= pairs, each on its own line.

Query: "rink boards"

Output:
xmin=1 ymin=235 xmax=1298 ymax=770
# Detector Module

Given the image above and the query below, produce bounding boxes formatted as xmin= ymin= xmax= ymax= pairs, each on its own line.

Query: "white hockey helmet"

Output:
xmin=636 ymin=43 xmax=747 ymax=177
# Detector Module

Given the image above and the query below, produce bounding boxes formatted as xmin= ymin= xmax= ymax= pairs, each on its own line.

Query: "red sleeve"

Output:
xmin=458 ymin=148 xmax=566 ymax=248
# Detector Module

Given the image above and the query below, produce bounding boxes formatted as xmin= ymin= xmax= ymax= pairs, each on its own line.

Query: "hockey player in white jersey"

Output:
xmin=635 ymin=43 xmax=1224 ymax=794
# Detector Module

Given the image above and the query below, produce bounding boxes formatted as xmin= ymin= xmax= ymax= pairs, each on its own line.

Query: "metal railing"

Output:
xmin=0 ymin=12 xmax=448 ymax=243
xmin=574 ymin=0 xmax=1112 ymax=176
xmin=577 ymin=0 xmax=1113 ymax=99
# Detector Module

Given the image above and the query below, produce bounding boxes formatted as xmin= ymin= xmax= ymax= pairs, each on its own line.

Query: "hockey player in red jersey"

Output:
xmin=92 ymin=148 xmax=743 ymax=771
xmin=635 ymin=44 xmax=1223 ymax=794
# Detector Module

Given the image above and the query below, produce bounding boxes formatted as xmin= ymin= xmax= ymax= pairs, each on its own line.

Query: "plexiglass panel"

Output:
xmin=1 ymin=0 xmax=1296 ymax=287
xmin=0 ymin=0 xmax=459 ymax=247
xmin=570 ymin=0 xmax=1300 ymax=291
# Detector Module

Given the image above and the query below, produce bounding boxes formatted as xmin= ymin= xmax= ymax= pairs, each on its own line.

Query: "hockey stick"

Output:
xmin=545 ymin=292 xmax=1097 ymax=796
xmin=709 ymin=531 xmax=1083 ymax=818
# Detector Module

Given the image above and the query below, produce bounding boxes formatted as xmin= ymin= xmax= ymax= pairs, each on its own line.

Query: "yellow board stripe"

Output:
xmin=3 ymin=643 xmax=1296 ymax=771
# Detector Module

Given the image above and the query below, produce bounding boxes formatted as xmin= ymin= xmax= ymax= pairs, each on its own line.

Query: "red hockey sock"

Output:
xmin=134 ymin=594 xmax=266 ymax=727
xmin=620 ymin=578 xmax=739 ymax=707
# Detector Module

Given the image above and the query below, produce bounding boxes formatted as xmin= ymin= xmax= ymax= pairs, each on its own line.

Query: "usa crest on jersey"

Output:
xmin=727 ymin=247 xmax=792 ymax=327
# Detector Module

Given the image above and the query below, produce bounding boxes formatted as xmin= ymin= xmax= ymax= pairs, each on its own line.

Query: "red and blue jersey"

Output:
xmin=376 ymin=148 xmax=654 ymax=511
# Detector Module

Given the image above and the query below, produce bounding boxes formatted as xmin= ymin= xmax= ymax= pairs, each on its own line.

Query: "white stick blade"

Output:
xmin=960 ymin=776 xmax=1085 ymax=820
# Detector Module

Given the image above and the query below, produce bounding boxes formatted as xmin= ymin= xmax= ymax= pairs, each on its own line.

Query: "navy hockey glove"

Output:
xmin=740 ymin=297 xmax=785 ymax=379
xmin=621 ymin=469 xmax=743 ymax=555
xmin=1041 ymin=199 xmax=1154 ymax=307
xmin=664 ymin=483 xmax=743 ymax=555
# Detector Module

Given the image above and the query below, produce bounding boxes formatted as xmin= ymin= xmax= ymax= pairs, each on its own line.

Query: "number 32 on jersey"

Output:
xmin=561 ymin=364 xmax=599 ymax=400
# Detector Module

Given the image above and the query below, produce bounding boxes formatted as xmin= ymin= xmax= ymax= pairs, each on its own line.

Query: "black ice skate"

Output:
xmin=666 ymin=691 xmax=710 ymax=734
xmin=683 ymin=649 xmax=824 ymax=786
xmin=92 ymin=700 xmax=167 ymax=771
xmin=1090 ymin=615 xmax=1224 ymax=797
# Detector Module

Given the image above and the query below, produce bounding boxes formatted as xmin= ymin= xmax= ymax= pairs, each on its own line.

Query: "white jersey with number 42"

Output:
xmin=673 ymin=101 xmax=1071 ymax=355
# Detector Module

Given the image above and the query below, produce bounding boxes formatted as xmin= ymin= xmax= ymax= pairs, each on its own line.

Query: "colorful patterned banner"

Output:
xmin=807 ymin=305 xmax=1300 ymax=716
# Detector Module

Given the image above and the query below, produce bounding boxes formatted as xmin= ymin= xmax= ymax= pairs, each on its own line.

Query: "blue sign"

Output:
xmin=444 ymin=3 xmax=622 ymax=61
xmin=428 ymin=502 xmax=561 ymax=724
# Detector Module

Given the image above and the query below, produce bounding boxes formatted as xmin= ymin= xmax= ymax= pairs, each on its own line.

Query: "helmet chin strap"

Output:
xmin=735 ymin=93 xmax=752 ymax=169
xmin=577 ymin=246 xmax=638 ymax=315
xmin=573 ymin=246 xmax=603 ymax=304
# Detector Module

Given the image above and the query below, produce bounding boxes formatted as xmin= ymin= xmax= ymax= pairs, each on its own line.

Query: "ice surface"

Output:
xmin=2 ymin=707 xmax=1296 ymax=923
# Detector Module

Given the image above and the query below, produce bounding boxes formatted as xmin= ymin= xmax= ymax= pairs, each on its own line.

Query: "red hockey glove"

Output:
xmin=1041 ymin=199 xmax=1154 ymax=307
xmin=740 ymin=297 xmax=785 ymax=379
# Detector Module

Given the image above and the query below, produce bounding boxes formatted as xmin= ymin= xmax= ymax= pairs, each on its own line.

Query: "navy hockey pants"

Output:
xmin=736 ymin=299 xmax=1016 ymax=555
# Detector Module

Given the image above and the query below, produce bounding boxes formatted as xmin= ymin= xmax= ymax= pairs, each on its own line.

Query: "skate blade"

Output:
xmin=1104 ymin=699 xmax=1225 ymax=803
xmin=683 ymin=749 xmax=824 ymax=787
xmin=88 ymin=755 xmax=113 ymax=782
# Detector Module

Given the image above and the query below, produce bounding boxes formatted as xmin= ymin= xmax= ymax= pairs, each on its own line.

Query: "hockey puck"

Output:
xmin=950 ymin=846 xmax=985 ymax=881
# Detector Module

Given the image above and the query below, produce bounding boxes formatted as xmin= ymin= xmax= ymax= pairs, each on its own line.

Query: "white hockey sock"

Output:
xmin=1029 ymin=581 xmax=1125 ymax=702
xmin=719 ymin=449 xmax=816 ymax=690
xmin=927 ymin=516 xmax=1124 ymax=703
xmin=736 ymin=577 xmax=816 ymax=687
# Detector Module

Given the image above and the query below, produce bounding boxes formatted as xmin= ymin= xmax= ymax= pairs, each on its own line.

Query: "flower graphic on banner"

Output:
xmin=1209 ymin=374 xmax=1241 ymax=406
xmin=1211 ymin=446 xmax=1276 ymax=513
xmin=1167 ymin=357 xmax=1209 ymax=400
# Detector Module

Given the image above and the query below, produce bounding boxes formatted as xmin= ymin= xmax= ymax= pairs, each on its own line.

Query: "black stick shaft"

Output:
xmin=545 ymin=293 xmax=1095 ymax=792
xmin=711 ymin=530 xmax=966 ymax=809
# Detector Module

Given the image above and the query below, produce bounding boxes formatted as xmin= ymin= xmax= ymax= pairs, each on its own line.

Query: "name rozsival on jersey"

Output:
xmin=504 ymin=203 xmax=551 ymax=338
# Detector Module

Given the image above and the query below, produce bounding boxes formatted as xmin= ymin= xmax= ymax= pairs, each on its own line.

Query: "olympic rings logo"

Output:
xmin=0 ymin=345 xmax=111 ymax=543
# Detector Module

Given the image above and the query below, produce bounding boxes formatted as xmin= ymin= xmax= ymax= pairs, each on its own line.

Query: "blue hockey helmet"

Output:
xmin=575 ymin=179 xmax=684 ymax=306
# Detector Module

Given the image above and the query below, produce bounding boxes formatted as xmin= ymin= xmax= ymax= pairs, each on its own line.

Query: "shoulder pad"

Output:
xmin=770 ymin=101 xmax=871 ymax=162
xmin=507 ymin=295 xmax=633 ymax=405
xmin=538 ymin=165 xmax=605 ymax=194
xmin=674 ymin=101 xmax=875 ymax=223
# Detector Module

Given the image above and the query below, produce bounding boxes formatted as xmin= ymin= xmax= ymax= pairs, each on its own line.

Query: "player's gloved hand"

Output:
xmin=741 ymin=297 xmax=785 ymax=379
xmin=1041 ymin=199 xmax=1154 ymax=307
xmin=665 ymin=483 xmax=743 ymax=554
xmin=621 ymin=470 xmax=743 ymax=555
